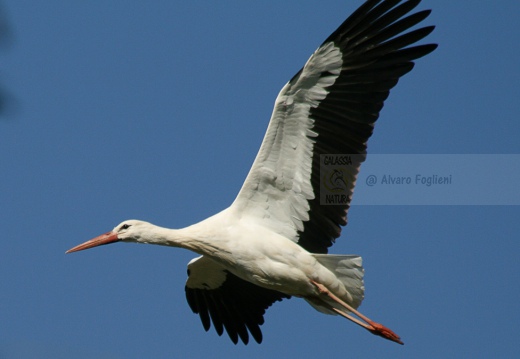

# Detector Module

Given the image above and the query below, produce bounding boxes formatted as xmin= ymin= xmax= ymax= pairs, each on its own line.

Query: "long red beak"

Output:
xmin=66 ymin=231 xmax=120 ymax=254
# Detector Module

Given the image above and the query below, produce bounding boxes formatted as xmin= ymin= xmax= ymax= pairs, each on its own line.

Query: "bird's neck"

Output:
xmin=138 ymin=223 xmax=225 ymax=257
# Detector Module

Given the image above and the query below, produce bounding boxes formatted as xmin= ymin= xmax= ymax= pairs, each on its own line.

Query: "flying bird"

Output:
xmin=67 ymin=0 xmax=436 ymax=345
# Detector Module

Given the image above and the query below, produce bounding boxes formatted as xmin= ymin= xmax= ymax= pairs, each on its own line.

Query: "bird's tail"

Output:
xmin=305 ymin=254 xmax=365 ymax=314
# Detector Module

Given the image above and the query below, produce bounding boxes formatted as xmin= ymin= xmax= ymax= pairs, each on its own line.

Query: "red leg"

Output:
xmin=311 ymin=280 xmax=404 ymax=345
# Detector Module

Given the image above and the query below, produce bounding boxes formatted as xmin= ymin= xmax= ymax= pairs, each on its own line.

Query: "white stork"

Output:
xmin=67 ymin=0 xmax=436 ymax=345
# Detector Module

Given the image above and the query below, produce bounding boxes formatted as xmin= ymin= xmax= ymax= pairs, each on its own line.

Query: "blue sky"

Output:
xmin=1 ymin=1 xmax=519 ymax=358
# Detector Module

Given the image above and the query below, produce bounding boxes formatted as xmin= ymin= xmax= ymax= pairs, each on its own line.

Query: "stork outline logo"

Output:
xmin=323 ymin=168 xmax=349 ymax=193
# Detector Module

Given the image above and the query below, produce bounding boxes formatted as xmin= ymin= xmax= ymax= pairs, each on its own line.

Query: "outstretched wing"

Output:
xmin=230 ymin=0 xmax=437 ymax=253
xmin=185 ymin=256 xmax=289 ymax=344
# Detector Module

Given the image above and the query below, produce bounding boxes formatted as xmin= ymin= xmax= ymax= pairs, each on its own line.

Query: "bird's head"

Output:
xmin=66 ymin=220 xmax=153 ymax=253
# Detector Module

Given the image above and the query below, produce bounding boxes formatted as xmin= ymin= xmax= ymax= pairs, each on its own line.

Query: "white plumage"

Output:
xmin=67 ymin=0 xmax=436 ymax=345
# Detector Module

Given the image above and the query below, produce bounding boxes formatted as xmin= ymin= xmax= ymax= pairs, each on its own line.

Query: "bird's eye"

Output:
xmin=120 ymin=224 xmax=131 ymax=230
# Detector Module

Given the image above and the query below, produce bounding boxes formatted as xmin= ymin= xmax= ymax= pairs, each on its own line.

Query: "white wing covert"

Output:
xmin=232 ymin=43 xmax=343 ymax=241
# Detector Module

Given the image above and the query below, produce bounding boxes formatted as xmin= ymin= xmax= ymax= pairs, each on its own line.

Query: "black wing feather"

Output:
xmin=186 ymin=265 xmax=289 ymax=345
xmin=295 ymin=0 xmax=436 ymax=253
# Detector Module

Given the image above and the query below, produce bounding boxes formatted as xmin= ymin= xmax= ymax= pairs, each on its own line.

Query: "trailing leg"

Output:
xmin=311 ymin=280 xmax=403 ymax=345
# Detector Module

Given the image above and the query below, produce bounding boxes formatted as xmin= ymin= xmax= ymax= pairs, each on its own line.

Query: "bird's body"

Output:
xmin=67 ymin=0 xmax=437 ymax=345
xmin=95 ymin=215 xmax=360 ymax=302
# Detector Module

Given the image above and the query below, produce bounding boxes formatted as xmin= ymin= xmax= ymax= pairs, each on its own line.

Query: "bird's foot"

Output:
xmin=366 ymin=321 xmax=404 ymax=345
